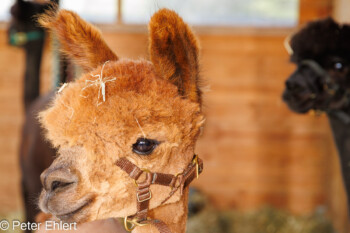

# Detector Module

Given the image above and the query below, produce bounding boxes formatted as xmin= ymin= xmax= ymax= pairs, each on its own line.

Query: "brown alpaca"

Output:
xmin=37 ymin=8 xmax=204 ymax=233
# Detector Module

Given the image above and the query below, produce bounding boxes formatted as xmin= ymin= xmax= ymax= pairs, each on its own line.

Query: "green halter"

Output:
xmin=9 ymin=30 xmax=44 ymax=46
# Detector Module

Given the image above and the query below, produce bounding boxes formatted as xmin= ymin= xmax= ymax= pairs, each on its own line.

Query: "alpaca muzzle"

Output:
xmin=39 ymin=166 xmax=94 ymax=221
xmin=283 ymin=59 xmax=349 ymax=113
xmin=299 ymin=60 xmax=339 ymax=96
xmin=40 ymin=167 xmax=77 ymax=194
xmin=115 ymin=154 xmax=203 ymax=233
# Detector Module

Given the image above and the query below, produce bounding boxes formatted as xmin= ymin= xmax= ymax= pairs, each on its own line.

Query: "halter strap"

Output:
xmin=300 ymin=60 xmax=340 ymax=96
xmin=116 ymin=154 xmax=203 ymax=232
xmin=9 ymin=30 xmax=45 ymax=46
xmin=299 ymin=59 xmax=350 ymax=115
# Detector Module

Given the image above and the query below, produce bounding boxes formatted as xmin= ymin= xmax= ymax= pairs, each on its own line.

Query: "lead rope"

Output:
xmin=115 ymin=155 xmax=203 ymax=233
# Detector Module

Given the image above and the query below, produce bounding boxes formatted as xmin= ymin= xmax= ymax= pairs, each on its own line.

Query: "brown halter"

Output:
xmin=115 ymin=154 xmax=203 ymax=233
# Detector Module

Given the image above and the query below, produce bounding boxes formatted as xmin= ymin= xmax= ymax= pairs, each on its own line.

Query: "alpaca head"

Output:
xmin=282 ymin=18 xmax=350 ymax=113
xmin=8 ymin=0 xmax=50 ymax=47
xmin=38 ymin=9 xmax=204 ymax=223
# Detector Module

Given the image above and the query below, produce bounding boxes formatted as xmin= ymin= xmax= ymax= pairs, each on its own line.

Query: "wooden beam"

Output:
xmin=333 ymin=0 xmax=350 ymax=23
xmin=299 ymin=0 xmax=333 ymax=25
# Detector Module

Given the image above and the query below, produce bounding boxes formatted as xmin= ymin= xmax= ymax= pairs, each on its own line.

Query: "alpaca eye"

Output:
xmin=132 ymin=138 xmax=159 ymax=155
xmin=334 ymin=62 xmax=344 ymax=71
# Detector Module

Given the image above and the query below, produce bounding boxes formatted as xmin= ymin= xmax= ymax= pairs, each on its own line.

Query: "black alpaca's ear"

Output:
xmin=148 ymin=9 xmax=202 ymax=107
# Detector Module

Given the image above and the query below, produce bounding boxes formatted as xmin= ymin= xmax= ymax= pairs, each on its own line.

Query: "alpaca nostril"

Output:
xmin=51 ymin=180 xmax=74 ymax=192
xmin=41 ymin=167 xmax=77 ymax=193
xmin=51 ymin=181 xmax=60 ymax=192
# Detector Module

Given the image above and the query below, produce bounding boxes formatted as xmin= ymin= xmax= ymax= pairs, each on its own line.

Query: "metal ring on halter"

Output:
xmin=133 ymin=168 xmax=151 ymax=187
xmin=192 ymin=154 xmax=200 ymax=179
xmin=170 ymin=172 xmax=183 ymax=191
xmin=124 ymin=217 xmax=149 ymax=231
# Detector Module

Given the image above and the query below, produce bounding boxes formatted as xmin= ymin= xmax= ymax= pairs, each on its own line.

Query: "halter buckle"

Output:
xmin=124 ymin=217 xmax=149 ymax=231
xmin=12 ymin=32 xmax=27 ymax=46
xmin=137 ymin=189 xmax=152 ymax=202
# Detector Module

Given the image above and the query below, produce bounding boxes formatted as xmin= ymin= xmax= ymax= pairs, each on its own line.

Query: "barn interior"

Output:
xmin=0 ymin=0 xmax=350 ymax=232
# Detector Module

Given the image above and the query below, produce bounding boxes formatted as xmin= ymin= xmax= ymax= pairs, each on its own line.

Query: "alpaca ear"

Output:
xmin=38 ymin=9 xmax=118 ymax=72
xmin=149 ymin=9 xmax=202 ymax=105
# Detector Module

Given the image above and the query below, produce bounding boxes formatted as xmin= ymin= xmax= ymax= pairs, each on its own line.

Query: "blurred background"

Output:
xmin=0 ymin=0 xmax=350 ymax=232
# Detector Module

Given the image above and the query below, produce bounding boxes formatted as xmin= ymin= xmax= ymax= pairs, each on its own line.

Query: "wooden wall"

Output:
xmin=0 ymin=30 xmax=23 ymax=213
xmin=333 ymin=0 xmax=350 ymax=25
xmin=299 ymin=0 xmax=333 ymax=24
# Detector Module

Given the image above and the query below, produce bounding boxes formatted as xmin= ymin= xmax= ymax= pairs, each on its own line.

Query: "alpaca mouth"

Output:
xmin=283 ymin=91 xmax=315 ymax=113
xmin=56 ymin=199 xmax=92 ymax=221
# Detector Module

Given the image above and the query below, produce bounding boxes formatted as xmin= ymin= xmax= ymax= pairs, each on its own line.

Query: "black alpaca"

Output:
xmin=8 ymin=2 xmax=123 ymax=232
xmin=8 ymin=0 xmax=50 ymax=110
xmin=283 ymin=18 xmax=350 ymax=215
xmin=8 ymin=1 xmax=57 ymax=231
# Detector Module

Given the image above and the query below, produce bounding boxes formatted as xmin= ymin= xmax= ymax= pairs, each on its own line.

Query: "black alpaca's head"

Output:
xmin=282 ymin=18 xmax=350 ymax=113
xmin=7 ymin=0 xmax=55 ymax=47
xmin=9 ymin=0 xmax=52 ymax=30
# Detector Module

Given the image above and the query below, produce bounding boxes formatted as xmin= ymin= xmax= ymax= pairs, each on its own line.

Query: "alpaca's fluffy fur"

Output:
xmin=39 ymin=9 xmax=118 ymax=71
xmin=40 ymin=59 xmax=202 ymax=151
xmin=149 ymin=10 xmax=202 ymax=105
xmin=290 ymin=17 xmax=350 ymax=63
xmin=38 ymin=8 xmax=204 ymax=233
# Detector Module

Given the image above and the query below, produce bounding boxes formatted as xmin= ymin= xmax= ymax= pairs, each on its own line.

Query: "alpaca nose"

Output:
xmin=285 ymin=80 xmax=295 ymax=90
xmin=40 ymin=167 xmax=78 ymax=193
